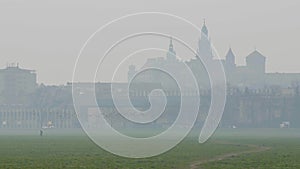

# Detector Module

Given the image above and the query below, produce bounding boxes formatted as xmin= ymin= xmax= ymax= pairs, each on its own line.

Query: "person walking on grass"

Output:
xmin=40 ymin=129 xmax=43 ymax=136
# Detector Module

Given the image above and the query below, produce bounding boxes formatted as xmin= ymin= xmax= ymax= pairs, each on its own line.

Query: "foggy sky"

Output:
xmin=0 ymin=0 xmax=299 ymax=85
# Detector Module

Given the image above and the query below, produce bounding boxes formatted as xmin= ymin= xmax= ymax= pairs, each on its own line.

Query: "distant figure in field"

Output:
xmin=40 ymin=129 xmax=43 ymax=136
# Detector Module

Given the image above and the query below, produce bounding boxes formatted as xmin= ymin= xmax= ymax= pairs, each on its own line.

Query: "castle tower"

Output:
xmin=201 ymin=19 xmax=208 ymax=37
xmin=197 ymin=20 xmax=213 ymax=60
xmin=246 ymin=50 xmax=266 ymax=74
xmin=225 ymin=48 xmax=236 ymax=72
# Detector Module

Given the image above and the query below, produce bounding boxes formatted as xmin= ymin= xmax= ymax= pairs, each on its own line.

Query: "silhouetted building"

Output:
xmin=197 ymin=20 xmax=213 ymax=60
xmin=246 ymin=50 xmax=266 ymax=74
xmin=0 ymin=63 xmax=37 ymax=104
xmin=128 ymin=20 xmax=300 ymax=89
xmin=224 ymin=48 xmax=236 ymax=72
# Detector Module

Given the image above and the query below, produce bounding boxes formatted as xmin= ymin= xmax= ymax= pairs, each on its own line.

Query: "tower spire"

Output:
xmin=167 ymin=37 xmax=176 ymax=61
xmin=169 ymin=36 xmax=173 ymax=50
xmin=201 ymin=19 xmax=208 ymax=37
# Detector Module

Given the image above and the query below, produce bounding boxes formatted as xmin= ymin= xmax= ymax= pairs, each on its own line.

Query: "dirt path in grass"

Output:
xmin=189 ymin=141 xmax=271 ymax=169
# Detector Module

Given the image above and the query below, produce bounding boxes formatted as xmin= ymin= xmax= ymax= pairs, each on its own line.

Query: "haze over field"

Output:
xmin=0 ymin=0 xmax=299 ymax=84
xmin=1 ymin=1 xmax=300 ymax=168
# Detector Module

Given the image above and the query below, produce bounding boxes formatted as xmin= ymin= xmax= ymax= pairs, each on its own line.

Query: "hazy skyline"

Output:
xmin=0 ymin=0 xmax=299 ymax=84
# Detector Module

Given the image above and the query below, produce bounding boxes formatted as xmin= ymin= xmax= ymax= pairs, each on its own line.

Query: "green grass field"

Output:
xmin=0 ymin=128 xmax=299 ymax=169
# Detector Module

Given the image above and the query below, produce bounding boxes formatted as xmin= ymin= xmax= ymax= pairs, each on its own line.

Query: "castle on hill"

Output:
xmin=128 ymin=21 xmax=300 ymax=89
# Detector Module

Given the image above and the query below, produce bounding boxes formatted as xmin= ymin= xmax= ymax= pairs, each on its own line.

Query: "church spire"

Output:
xmin=167 ymin=37 xmax=176 ymax=61
xmin=201 ymin=19 xmax=208 ymax=37
xmin=169 ymin=37 xmax=173 ymax=51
